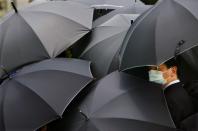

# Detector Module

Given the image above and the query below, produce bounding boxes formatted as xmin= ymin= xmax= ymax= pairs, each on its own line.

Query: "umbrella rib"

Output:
xmin=0 ymin=15 xmax=14 ymax=68
xmin=156 ymin=0 xmax=198 ymax=65
xmin=119 ymin=2 xmax=161 ymax=70
xmin=17 ymin=14 xmax=50 ymax=58
xmin=59 ymin=77 xmax=93 ymax=116
xmin=12 ymin=79 xmax=59 ymax=116
xmin=154 ymin=7 xmax=160 ymax=65
xmin=21 ymin=11 xmax=91 ymax=57
xmin=80 ymin=27 xmax=128 ymax=57
xmin=24 ymin=10 xmax=92 ymax=30
xmin=16 ymin=68 xmax=93 ymax=79
xmin=91 ymin=85 xmax=163 ymax=117
xmin=91 ymin=117 xmax=175 ymax=129
xmin=90 ymin=91 xmax=128 ymax=115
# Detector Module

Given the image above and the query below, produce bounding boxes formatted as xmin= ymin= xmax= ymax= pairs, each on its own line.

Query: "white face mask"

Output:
xmin=149 ymin=70 xmax=166 ymax=85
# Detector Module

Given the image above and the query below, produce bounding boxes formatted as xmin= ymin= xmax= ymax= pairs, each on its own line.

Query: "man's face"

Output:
xmin=158 ymin=64 xmax=171 ymax=80
xmin=149 ymin=64 xmax=177 ymax=84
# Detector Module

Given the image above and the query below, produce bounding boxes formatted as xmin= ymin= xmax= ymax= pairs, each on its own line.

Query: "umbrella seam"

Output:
xmin=90 ymin=117 xmax=176 ymax=129
xmin=60 ymin=78 xmax=93 ymax=116
xmin=119 ymin=1 xmax=163 ymax=71
xmin=90 ymin=86 xmax=145 ymax=115
xmin=15 ymin=68 xmax=94 ymax=78
xmin=18 ymin=14 xmax=50 ymax=58
xmin=0 ymin=13 xmax=16 ymax=69
xmin=80 ymin=28 xmax=128 ymax=57
xmin=12 ymin=79 xmax=60 ymax=116
xmin=23 ymin=10 xmax=92 ymax=30
xmin=22 ymin=1 xmax=94 ymax=29
xmin=20 ymin=11 xmax=91 ymax=57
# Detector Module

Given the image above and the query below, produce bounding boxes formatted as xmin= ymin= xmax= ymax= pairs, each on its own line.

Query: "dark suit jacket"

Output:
xmin=164 ymin=82 xmax=196 ymax=128
xmin=184 ymin=81 xmax=198 ymax=111
xmin=180 ymin=113 xmax=198 ymax=131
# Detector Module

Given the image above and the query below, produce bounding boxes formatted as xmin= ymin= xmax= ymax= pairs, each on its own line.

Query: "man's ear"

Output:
xmin=171 ymin=66 xmax=177 ymax=74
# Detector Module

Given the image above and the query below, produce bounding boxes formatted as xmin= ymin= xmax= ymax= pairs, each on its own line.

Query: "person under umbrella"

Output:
xmin=148 ymin=59 xmax=197 ymax=130
xmin=0 ymin=1 xmax=93 ymax=78
xmin=0 ymin=58 xmax=94 ymax=131
xmin=119 ymin=0 xmax=198 ymax=71
xmin=47 ymin=71 xmax=177 ymax=131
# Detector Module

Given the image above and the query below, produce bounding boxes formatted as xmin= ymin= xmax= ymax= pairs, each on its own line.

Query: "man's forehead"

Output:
xmin=149 ymin=64 xmax=167 ymax=70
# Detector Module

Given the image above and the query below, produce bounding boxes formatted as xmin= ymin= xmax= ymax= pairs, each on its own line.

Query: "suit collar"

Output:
xmin=164 ymin=79 xmax=180 ymax=90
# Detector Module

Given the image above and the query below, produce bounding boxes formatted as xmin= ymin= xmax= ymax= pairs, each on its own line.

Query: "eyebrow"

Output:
xmin=149 ymin=66 xmax=158 ymax=70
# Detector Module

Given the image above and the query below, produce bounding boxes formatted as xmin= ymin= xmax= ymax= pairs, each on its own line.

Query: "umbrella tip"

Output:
xmin=79 ymin=110 xmax=89 ymax=121
xmin=174 ymin=40 xmax=186 ymax=59
xmin=11 ymin=1 xmax=18 ymax=13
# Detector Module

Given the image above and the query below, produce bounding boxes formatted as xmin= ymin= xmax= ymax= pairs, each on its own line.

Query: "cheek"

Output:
xmin=163 ymin=71 xmax=170 ymax=79
xmin=162 ymin=73 xmax=168 ymax=79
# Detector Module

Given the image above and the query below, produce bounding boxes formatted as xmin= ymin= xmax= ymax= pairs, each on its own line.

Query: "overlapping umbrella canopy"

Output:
xmin=0 ymin=1 xmax=93 ymax=78
xmin=93 ymin=4 xmax=151 ymax=27
xmin=0 ymin=58 xmax=93 ymax=131
xmin=0 ymin=0 xmax=197 ymax=130
xmin=68 ymin=0 xmax=145 ymax=8
xmin=119 ymin=0 xmax=198 ymax=70
xmin=48 ymin=71 xmax=176 ymax=131
xmin=80 ymin=14 xmax=138 ymax=78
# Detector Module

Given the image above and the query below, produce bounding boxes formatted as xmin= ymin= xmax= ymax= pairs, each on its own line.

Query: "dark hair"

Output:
xmin=164 ymin=59 xmax=180 ymax=78
xmin=164 ymin=59 xmax=178 ymax=69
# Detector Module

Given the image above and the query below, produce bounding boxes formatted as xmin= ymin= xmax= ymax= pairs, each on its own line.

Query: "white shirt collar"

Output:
xmin=164 ymin=79 xmax=180 ymax=90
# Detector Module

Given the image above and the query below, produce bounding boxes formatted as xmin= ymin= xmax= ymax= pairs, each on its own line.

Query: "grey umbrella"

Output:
xmin=119 ymin=0 xmax=198 ymax=71
xmin=93 ymin=4 xmax=152 ymax=27
xmin=68 ymin=0 xmax=145 ymax=7
xmin=0 ymin=1 xmax=93 ymax=78
xmin=80 ymin=14 xmax=138 ymax=78
xmin=48 ymin=71 xmax=177 ymax=131
xmin=0 ymin=58 xmax=94 ymax=131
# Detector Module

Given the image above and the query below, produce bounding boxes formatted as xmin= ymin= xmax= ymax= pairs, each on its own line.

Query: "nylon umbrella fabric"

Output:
xmin=80 ymin=14 xmax=138 ymax=78
xmin=48 ymin=71 xmax=177 ymax=131
xmin=0 ymin=58 xmax=94 ymax=131
xmin=93 ymin=4 xmax=151 ymax=27
xmin=119 ymin=0 xmax=198 ymax=70
xmin=0 ymin=1 xmax=93 ymax=78
xmin=68 ymin=0 xmax=145 ymax=7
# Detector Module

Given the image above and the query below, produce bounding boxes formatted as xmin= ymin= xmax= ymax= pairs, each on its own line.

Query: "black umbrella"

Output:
xmin=119 ymin=0 xmax=198 ymax=70
xmin=0 ymin=58 xmax=94 ymax=131
xmin=0 ymin=1 xmax=93 ymax=78
xmin=48 ymin=71 xmax=177 ymax=131
xmin=80 ymin=14 xmax=138 ymax=78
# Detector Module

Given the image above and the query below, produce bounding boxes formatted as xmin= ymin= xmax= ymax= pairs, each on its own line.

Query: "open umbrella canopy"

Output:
xmin=0 ymin=58 xmax=94 ymax=131
xmin=80 ymin=14 xmax=138 ymax=78
xmin=93 ymin=4 xmax=151 ymax=27
xmin=0 ymin=1 xmax=93 ymax=78
xmin=68 ymin=0 xmax=145 ymax=7
xmin=119 ymin=0 xmax=198 ymax=70
xmin=48 ymin=71 xmax=176 ymax=131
